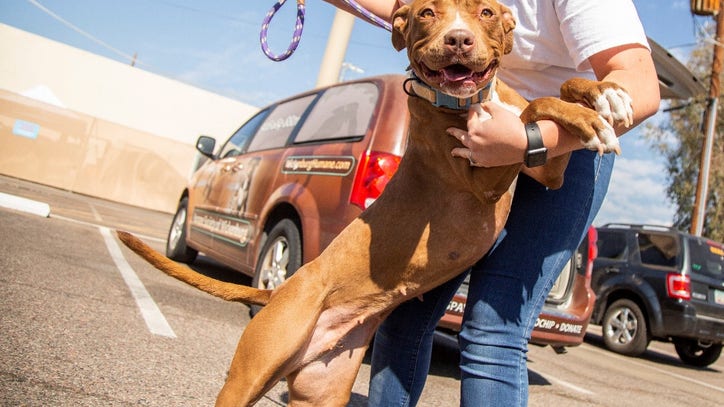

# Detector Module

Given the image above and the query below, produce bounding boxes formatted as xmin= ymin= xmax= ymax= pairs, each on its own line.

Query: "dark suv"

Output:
xmin=590 ymin=223 xmax=724 ymax=366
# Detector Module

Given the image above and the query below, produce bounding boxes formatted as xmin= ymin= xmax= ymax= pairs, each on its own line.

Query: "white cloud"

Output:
xmin=595 ymin=153 xmax=675 ymax=227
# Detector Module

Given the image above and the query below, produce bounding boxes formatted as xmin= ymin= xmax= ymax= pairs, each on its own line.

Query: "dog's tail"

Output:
xmin=116 ymin=230 xmax=271 ymax=306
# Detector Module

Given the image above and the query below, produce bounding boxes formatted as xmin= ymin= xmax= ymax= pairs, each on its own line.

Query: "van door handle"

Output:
xmin=605 ymin=266 xmax=620 ymax=274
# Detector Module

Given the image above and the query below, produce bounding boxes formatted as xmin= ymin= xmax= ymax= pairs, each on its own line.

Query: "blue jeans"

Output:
xmin=368 ymin=150 xmax=614 ymax=406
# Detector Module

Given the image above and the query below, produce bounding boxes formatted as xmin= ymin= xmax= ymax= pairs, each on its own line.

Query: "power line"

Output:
xmin=147 ymin=0 xmax=258 ymax=25
xmin=25 ymin=0 xmax=143 ymax=67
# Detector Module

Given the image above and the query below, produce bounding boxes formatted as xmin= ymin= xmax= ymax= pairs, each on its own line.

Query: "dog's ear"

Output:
xmin=391 ymin=5 xmax=410 ymax=51
xmin=499 ymin=4 xmax=516 ymax=54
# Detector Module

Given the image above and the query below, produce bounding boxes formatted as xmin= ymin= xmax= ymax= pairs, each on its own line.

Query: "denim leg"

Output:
xmin=458 ymin=150 xmax=614 ymax=406
xmin=368 ymin=270 xmax=469 ymax=407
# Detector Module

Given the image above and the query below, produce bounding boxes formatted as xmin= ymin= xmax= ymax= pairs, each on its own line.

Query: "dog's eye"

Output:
xmin=420 ymin=8 xmax=435 ymax=18
xmin=481 ymin=8 xmax=494 ymax=18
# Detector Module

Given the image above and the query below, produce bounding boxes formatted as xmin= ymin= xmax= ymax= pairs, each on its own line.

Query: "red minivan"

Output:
xmin=166 ymin=74 xmax=596 ymax=349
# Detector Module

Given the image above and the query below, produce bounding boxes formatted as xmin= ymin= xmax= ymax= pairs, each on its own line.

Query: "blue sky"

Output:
xmin=0 ymin=0 xmax=716 ymax=226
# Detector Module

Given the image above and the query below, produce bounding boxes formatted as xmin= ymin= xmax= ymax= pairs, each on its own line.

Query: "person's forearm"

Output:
xmin=538 ymin=45 xmax=661 ymax=159
xmin=322 ymin=0 xmax=400 ymax=23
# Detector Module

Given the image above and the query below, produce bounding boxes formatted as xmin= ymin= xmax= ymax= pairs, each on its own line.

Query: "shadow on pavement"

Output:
xmin=584 ymin=330 xmax=720 ymax=372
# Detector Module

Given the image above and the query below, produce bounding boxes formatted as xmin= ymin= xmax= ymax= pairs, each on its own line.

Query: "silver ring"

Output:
xmin=468 ymin=150 xmax=476 ymax=166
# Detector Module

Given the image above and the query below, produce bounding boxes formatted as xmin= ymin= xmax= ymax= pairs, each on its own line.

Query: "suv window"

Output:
xmin=248 ymin=94 xmax=317 ymax=152
xmin=597 ymin=230 xmax=628 ymax=260
xmin=294 ymin=83 xmax=379 ymax=143
xmin=637 ymin=232 xmax=679 ymax=268
xmin=219 ymin=110 xmax=270 ymax=159
xmin=688 ymin=238 xmax=724 ymax=278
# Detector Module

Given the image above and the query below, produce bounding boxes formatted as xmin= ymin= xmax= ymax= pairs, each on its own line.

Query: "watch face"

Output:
xmin=525 ymin=148 xmax=547 ymax=167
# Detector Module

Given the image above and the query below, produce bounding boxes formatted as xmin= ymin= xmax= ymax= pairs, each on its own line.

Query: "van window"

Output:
xmin=597 ymin=231 xmax=628 ymax=260
xmin=638 ymin=232 xmax=679 ymax=268
xmin=219 ymin=110 xmax=270 ymax=158
xmin=294 ymin=83 xmax=379 ymax=143
xmin=248 ymin=94 xmax=317 ymax=152
xmin=688 ymin=238 xmax=724 ymax=278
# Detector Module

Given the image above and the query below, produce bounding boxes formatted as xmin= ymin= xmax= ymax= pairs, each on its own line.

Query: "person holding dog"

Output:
xmin=325 ymin=0 xmax=660 ymax=405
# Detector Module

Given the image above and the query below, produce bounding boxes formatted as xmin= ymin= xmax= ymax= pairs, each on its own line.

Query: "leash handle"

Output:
xmin=260 ymin=0 xmax=391 ymax=62
xmin=260 ymin=0 xmax=306 ymax=61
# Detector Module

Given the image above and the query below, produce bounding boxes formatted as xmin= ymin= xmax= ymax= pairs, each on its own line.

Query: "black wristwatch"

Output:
xmin=524 ymin=122 xmax=547 ymax=167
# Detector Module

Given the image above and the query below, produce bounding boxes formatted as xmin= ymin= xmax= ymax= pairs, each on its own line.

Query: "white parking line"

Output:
xmin=99 ymin=226 xmax=176 ymax=338
xmin=542 ymin=374 xmax=596 ymax=396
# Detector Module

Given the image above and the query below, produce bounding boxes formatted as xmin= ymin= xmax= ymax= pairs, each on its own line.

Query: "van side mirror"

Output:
xmin=196 ymin=136 xmax=216 ymax=158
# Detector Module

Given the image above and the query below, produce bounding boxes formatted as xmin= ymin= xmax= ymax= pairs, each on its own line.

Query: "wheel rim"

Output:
xmin=606 ymin=307 xmax=638 ymax=345
xmin=168 ymin=206 xmax=187 ymax=250
xmin=258 ymin=236 xmax=290 ymax=289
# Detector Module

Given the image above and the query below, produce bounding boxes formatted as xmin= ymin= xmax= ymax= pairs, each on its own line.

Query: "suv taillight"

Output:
xmin=350 ymin=151 xmax=401 ymax=209
xmin=666 ymin=273 xmax=691 ymax=300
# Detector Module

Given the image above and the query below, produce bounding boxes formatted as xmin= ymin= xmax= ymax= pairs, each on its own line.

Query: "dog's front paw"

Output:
xmin=593 ymin=85 xmax=633 ymax=128
xmin=582 ymin=116 xmax=621 ymax=155
xmin=561 ymin=78 xmax=634 ymax=129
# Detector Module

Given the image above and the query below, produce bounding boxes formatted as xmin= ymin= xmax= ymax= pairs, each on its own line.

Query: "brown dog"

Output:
xmin=118 ymin=0 xmax=632 ymax=405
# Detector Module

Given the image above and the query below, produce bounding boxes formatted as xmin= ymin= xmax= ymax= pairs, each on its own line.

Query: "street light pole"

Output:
xmin=316 ymin=9 xmax=355 ymax=88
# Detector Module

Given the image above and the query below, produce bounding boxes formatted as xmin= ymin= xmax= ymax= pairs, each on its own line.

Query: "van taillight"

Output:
xmin=666 ymin=273 xmax=691 ymax=300
xmin=585 ymin=226 xmax=598 ymax=279
xmin=350 ymin=151 xmax=401 ymax=209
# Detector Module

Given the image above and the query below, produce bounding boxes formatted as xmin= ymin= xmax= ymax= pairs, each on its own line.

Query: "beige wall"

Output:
xmin=0 ymin=90 xmax=196 ymax=213
xmin=0 ymin=23 xmax=260 ymax=212
xmin=0 ymin=23 xmax=258 ymax=145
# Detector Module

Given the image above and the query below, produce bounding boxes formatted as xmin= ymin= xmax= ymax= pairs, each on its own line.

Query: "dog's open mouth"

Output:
xmin=419 ymin=60 xmax=498 ymax=93
xmin=418 ymin=59 xmax=498 ymax=97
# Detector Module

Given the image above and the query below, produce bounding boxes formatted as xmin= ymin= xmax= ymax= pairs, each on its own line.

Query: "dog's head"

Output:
xmin=392 ymin=0 xmax=515 ymax=99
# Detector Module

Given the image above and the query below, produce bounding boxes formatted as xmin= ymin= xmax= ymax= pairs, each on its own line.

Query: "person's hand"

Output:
xmin=447 ymin=101 xmax=527 ymax=167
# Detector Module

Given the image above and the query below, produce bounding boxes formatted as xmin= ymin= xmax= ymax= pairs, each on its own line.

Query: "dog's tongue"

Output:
xmin=442 ymin=65 xmax=473 ymax=82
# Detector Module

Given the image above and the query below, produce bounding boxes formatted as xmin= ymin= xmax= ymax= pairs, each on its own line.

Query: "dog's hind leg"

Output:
xmin=285 ymin=314 xmax=385 ymax=407
xmin=214 ymin=269 xmax=329 ymax=407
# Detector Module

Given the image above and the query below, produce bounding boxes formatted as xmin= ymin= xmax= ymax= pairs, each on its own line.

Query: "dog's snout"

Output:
xmin=444 ymin=29 xmax=475 ymax=53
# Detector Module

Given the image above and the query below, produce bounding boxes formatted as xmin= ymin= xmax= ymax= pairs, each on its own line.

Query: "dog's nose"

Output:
xmin=444 ymin=29 xmax=475 ymax=53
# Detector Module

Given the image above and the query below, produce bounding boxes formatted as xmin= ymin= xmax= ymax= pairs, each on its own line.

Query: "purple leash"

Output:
xmin=260 ymin=0 xmax=392 ymax=62
xmin=260 ymin=0 xmax=305 ymax=61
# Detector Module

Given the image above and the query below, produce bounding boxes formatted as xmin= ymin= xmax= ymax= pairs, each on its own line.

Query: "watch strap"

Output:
xmin=524 ymin=122 xmax=547 ymax=167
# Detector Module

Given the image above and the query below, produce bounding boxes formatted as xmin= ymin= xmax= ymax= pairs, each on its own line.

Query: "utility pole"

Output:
xmin=316 ymin=9 xmax=355 ymax=88
xmin=691 ymin=0 xmax=724 ymax=236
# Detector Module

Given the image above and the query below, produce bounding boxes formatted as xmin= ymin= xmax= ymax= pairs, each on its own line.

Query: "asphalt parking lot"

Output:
xmin=1 ymin=174 xmax=723 ymax=406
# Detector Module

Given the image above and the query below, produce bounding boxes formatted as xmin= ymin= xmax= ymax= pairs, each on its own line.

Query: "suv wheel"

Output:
xmin=602 ymin=299 xmax=649 ymax=356
xmin=250 ymin=219 xmax=302 ymax=316
xmin=673 ymin=338 xmax=723 ymax=367
xmin=166 ymin=197 xmax=198 ymax=263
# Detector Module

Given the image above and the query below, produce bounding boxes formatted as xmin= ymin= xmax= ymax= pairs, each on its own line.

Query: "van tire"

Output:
xmin=166 ymin=197 xmax=198 ymax=263
xmin=250 ymin=219 xmax=302 ymax=316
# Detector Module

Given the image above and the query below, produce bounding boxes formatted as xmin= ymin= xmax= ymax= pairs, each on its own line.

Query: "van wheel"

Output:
xmin=250 ymin=219 xmax=301 ymax=316
xmin=673 ymin=338 xmax=723 ymax=367
xmin=166 ymin=197 xmax=198 ymax=263
xmin=602 ymin=299 xmax=649 ymax=356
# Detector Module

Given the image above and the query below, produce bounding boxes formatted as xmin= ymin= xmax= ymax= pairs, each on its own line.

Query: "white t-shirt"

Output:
xmin=498 ymin=0 xmax=649 ymax=100
xmin=397 ymin=0 xmax=650 ymax=100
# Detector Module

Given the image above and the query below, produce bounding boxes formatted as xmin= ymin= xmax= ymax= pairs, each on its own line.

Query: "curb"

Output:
xmin=0 ymin=192 xmax=51 ymax=217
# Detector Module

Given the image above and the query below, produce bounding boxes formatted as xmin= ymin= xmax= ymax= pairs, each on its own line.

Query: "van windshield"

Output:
xmin=688 ymin=238 xmax=724 ymax=279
